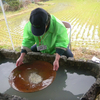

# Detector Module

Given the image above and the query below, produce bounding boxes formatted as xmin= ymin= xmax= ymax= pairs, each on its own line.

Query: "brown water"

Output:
xmin=0 ymin=59 xmax=96 ymax=100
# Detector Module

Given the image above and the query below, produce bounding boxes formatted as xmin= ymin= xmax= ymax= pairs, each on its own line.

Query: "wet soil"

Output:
xmin=0 ymin=93 xmax=28 ymax=100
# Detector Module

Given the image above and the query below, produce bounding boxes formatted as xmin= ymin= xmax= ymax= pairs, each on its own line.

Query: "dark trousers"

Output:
xmin=31 ymin=44 xmax=73 ymax=58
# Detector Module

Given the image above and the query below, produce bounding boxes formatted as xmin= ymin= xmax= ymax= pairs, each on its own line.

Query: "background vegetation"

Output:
xmin=0 ymin=0 xmax=31 ymax=11
xmin=0 ymin=0 xmax=100 ymax=60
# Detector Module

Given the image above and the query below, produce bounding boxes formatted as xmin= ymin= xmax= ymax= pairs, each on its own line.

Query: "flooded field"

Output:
xmin=0 ymin=0 xmax=100 ymax=50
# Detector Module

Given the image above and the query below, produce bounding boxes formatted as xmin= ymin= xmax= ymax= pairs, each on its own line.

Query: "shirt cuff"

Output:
xmin=56 ymin=48 xmax=65 ymax=56
xmin=21 ymin=49 xmax=27 ymax=54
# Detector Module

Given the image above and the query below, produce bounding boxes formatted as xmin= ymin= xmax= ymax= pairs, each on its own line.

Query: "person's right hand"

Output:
xmin=16 ymin=57 xmax=24 ymax=67
xmin=16 ymin=53 xmax=26 ymax=67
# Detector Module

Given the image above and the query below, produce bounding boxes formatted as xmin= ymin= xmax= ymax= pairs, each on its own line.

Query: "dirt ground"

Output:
xmin=72 ymin=47 xmax=100 ymax=61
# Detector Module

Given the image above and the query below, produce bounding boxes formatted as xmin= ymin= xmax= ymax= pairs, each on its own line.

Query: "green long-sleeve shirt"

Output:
xmin=22 ymin=15 xmax=69 ymax=55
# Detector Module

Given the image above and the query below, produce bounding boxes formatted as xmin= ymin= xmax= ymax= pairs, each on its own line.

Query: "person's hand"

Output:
xmin=16 ymin=57 xmax=24 ymax=67
xmin=53 ymin=53 xmax=60 ymax=71
xmin=53 ymin=59 xmax=59 ymax=71
xmin=16 ymin=53 xmax=25 ymax=67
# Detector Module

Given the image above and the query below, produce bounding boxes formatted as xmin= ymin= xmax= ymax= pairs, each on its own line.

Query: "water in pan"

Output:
xmin=0 ymin=59 xmax=96 ymax=100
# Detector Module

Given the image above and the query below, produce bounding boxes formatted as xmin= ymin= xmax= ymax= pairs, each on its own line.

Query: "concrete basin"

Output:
xmin=0 ymin=49 xmax=100 ymax=100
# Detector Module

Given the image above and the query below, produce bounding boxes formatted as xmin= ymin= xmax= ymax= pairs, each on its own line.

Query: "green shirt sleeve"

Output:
xmin=22 ymin=22 xmax=35 ymax=49
xmin=55 ymin=21 xmax=69 ymax=49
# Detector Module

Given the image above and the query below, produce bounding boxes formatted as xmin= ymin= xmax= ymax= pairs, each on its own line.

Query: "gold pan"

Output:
xmin=9 ymin=61 xmax=56 ymax=92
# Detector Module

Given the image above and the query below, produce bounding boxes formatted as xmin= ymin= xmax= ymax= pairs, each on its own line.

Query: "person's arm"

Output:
xmin=53 ymin=53 xmax=60 ymax=71
xmin=53 ymin=48 xmax=65 ymax=71
xmin=53 ymin=22 xmax=69 ymax=71
xmin=16 ymin=22 xmax=35 ymax=67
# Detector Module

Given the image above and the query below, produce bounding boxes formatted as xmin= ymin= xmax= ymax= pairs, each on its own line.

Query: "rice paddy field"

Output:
xmin=0 ymin=0 xmax=100 ymax=59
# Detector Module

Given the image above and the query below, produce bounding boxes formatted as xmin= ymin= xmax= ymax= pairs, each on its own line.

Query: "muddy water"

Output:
xmin=0 ymin=60 xmax=96 ymax=100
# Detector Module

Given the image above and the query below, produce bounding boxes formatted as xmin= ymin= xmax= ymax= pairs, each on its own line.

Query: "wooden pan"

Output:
xmin=9 ymin=61 xmax=56 ymax=92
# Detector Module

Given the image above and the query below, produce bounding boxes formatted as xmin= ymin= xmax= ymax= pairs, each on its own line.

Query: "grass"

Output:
xmin=0 ymin=0 xmax=100 ymax=60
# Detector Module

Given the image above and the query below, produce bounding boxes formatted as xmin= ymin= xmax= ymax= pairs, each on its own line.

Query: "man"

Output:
xmin=16 ymin=7 xmax=73 ymax=71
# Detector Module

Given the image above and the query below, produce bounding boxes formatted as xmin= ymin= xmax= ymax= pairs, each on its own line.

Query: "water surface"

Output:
xmin=0 ymin=60 xmax=96 ymax=100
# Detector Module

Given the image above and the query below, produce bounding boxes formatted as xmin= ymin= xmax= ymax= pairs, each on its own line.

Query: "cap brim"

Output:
xmin=31 ymin=24 xmax=45 ymax=36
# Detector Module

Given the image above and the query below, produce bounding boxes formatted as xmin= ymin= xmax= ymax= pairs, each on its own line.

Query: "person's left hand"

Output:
xmin=53 ymin=60 xmax=59 ymax=71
